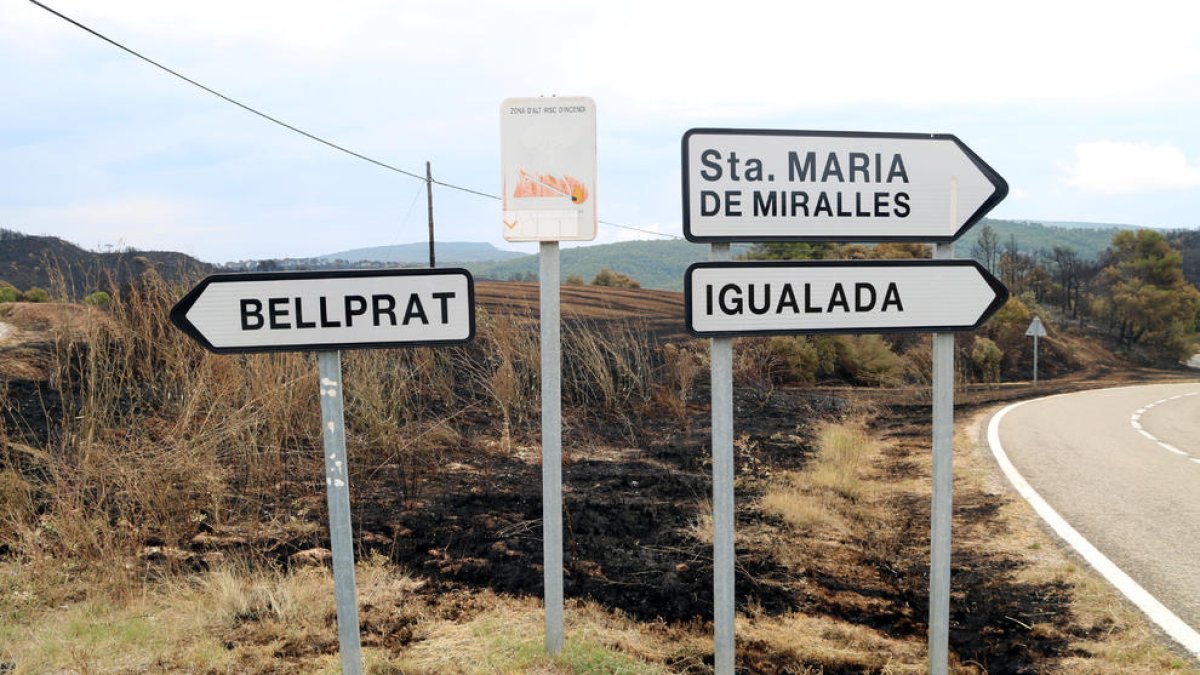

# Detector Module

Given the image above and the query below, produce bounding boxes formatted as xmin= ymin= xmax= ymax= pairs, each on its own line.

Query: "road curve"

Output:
xmin=988 ymin=382 xmax=1200 ymax=658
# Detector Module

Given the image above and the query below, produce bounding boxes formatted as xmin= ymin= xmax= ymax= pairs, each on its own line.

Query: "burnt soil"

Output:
xmin=5 ymin=352 xmax=1193 ymax=672
xmin=5 ymin=295 xmax=1197 ymax=673
xmin=268 ymin=372 xmax=1189 ymax=672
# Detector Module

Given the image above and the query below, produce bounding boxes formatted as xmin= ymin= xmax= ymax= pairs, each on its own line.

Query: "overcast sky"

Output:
xmin=3 ymin=0 xmax=1199 ymax=262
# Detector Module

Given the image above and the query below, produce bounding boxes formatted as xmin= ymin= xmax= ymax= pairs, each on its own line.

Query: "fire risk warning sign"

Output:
xmin=500 ymin=96 xmax=597 ymax=242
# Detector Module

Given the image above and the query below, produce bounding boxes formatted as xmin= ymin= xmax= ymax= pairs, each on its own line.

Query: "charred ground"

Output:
xmin=2 ymin=282 xmax=1196 ymax=673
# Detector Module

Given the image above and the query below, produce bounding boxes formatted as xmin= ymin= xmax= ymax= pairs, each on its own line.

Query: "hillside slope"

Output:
xmin=469 ymin=240 xmax=753 ymax=290
xmin=0 ymin=230 xmax=212 ymax=298
xmin=321 ymin=241 xmax=527 ymax=264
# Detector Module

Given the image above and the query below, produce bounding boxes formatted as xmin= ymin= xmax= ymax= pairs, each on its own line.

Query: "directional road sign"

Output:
xmin=685 ymin=260 xmax=1007 ymax=337
xmin=171 ymin=268 xmax=475 ymax=354
xmin=682 ymin=129 xmax=1008 ymax=243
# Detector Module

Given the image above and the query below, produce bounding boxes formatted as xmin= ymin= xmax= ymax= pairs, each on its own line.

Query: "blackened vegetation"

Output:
xmin=0 ymin=283 xmax=1149 ymax=672
xmin=356 ymin=404 xmax=776 ymax=622
xmin=341 ymin=386 xmax=1095 ymax=673
xmin=0 ymin=377 xmax=61 ymax=448
xmin=868 ymin=411 xmax=1103 ymax=674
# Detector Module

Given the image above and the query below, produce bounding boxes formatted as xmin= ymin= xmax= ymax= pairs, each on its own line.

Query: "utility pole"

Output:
xmin=426 ymin=161 xmax=436 ymax=268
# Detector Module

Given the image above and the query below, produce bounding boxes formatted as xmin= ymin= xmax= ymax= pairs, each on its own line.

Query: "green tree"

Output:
xmin=565 ymin=273 xmax=585 ymax=285
xmin=744 ymin=242 xmax=839 ymax=260
xmin=1093 ymin=230 xmax=1200 ymax=361
xmin=22 ymin=287 xmax=50 ymax=303
xmin=0 ymin=282 xmax=18 ymax=303
xmin=591 ymin=267 xmax=640 ymax=288
xmin=84 ymin=290 xmax=112 ymax=307
xmin=971 ymin=336 xmax=1003 ymax=383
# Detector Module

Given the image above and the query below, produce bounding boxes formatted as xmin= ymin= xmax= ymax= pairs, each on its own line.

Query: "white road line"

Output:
xmin=1159 ymin=443 xmax=1188 ymax=457
xmin=1129 ymin=392 xmax=1200 ymax=461
xmin=988 ymin=399 xmax=1200 ymax=659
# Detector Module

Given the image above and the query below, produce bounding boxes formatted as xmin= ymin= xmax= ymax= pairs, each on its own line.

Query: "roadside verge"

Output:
xmin=986 ymin=394 xmax=1200 ymax=660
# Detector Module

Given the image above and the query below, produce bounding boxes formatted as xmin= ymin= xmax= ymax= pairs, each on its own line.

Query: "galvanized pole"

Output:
xmin=710 ymin=242 xmax=735 ymax=675
xmin=540 ymin=241 xmax=564 ymax=654
xmin=317 ymin=351 xmax=363 ymax=675
xmin=1032 ymin=333 xmax=1039 ymax=386
xmin=928 ymin=195 xmax=956 ymax=673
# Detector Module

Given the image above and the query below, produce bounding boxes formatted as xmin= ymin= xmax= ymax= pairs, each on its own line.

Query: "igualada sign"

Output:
xmin=685 ymin=260 xmax=1008 ymax=337
xmin=682 ymin=129 xmax=1008 ymax=243
xmin=171 ymin=269 xmax=475 ymax=354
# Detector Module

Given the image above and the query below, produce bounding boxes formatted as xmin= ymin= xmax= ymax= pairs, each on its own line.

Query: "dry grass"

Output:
xmin=0 ymin=555 xmax=681 ymax=674
xmin=393 ymin=598 xmax=679 ymax=674
xmin=0 ymin=268 xmax=665 ymax=572
xmin=760 ymin=420 xmax=882 ymax=534
xmin=736 ymin=609 xmax=926 ymax=674
xmin=2 ymin=264 xmax=1198 ymax=672
xmin=656 ymin=341 xmax=706 ymax=428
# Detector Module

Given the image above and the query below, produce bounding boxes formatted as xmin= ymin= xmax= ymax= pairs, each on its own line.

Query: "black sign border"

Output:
xmin=684 ymin=259 xmax=1009 ymax=338
xmin=680 ymin=128 xmax=1009 ymax=244
xmin=170 ymin=268 xmax=477 ymax=354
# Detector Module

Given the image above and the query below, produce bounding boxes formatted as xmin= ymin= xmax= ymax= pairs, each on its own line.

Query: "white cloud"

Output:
xmin=571 ymin=0 xmax=1200 ymax=116
xmin=1063 ymin=141 xmax=1200 ymax=194
xmin=12 ymin=194 xmax=228 ymax=255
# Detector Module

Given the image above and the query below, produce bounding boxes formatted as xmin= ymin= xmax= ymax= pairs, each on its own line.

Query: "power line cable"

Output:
xmin=27 ymin=0 xmax=681 ymax=241
xmin=26 ymin=0 xmax=425 ymax=181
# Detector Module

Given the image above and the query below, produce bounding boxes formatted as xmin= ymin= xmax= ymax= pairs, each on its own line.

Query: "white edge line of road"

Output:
xmin=987 ymin=395 xmax=1200 ymax=659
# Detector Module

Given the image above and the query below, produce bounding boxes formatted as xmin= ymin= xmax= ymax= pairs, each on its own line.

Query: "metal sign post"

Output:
xmin=540 ymin=241 xmax=565 ymax=654
xmin=317 ymin=350 xmax=363 ymax=675
xmin=501 ymin=95 xmax=596 ymax=655
xmin=709 ymin=242 xmax=736 ymax=675
xmin=682 ymin=127 xmax=1008 ymax=671
xmin=171 ymin=268 xmax=476 ymax=672
xmin=928 ymin=242 xmax=955 ymax=675
xmin=1026 ymin=316 xmax=1047 ymax=385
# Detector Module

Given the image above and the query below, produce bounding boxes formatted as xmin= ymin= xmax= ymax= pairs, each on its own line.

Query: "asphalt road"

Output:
xmin=993 ymin=382 xmax=1200 ymax=632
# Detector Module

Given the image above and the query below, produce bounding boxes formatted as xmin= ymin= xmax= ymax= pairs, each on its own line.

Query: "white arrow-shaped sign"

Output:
xmin=682 ymin=129 xmax=1008 ymax=243
xmin=171 ymin=268 xmax=475 ymax=354
xmin=685 ymin=260 xmax=1008 ymax=337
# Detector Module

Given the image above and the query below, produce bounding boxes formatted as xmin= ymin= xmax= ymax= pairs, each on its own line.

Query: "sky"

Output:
xmin=2 ymin=0 xmax=1199 ymax=263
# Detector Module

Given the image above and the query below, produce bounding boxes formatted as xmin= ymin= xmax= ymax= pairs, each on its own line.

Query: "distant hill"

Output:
xmin=0 ymin=229 xmax=212 ymax=298
xmin=1039 ymin=220 xmax=1149 ymax=231
xmin=321 ymin=241 xmax=527 ymax=264
xmin=464 ymin=220 xmax=1133 ymax=291
xmin=0 ymin=216 xmax=1169 ymax=298
xmin=468 ymin=240 xmax=753 ymax=291
xmin=957 ymin=219 xmax=1123 ymax=261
